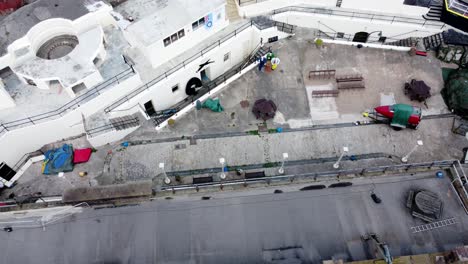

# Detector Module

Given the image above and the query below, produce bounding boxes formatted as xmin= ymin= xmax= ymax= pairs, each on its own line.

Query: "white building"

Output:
xmin=0 ymin=0 xmax=466 ymax=186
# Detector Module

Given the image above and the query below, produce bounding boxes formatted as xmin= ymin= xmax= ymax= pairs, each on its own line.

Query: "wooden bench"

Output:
xmin=193 ymin=176 xmax=213 ymax=184
xmin=337 ymin=81 xmax=365 ymax=89
xmin=311 ymin=90 xmax=339 ymax=97
xmin=245 ymin=171 xmax=266 ymax=179
xmin=309 ymin=69 xmax=336 ymax=80
xmin=335 ymin=74 xmax=363 ymax=83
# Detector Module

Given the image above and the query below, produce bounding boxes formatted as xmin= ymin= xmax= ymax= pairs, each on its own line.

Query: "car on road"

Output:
xmin=371 ymin=192 xmax=382 ymax=204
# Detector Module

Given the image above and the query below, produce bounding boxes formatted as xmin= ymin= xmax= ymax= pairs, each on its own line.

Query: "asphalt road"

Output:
xmin=1 ymin=175 xmax=467 ymax=264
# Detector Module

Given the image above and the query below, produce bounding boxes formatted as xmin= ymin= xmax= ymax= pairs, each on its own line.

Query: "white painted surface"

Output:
xmin=0 ymin=73 xmax=141 ymax=166
xmin=0 ymin=79 xmax=15 ymax=110
xmin=124 ymin=0 xmax=226 ymax=47
xmin=112 ymin=25 xmax=262 ymax=115
xmin=121 ymin=1 xmax=229 ymax=69
xmin=237 ymin=0 xmax=429 ymax=17
xmin=273 ymin=11 xmax=445 ymax=40
xmin=3 ymin=155 xmax=45 ymax=187
xmin=341 ymin=0 xmax=429 ymax=16
xmin=321 ymin=39 xmax=411 ymax=51
xmin=12 ymin=24 xmax=104 ymax=94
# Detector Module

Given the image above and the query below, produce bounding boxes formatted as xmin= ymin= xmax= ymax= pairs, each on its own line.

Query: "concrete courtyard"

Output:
xmin=2 ymin=29 xmax=467 ymax=199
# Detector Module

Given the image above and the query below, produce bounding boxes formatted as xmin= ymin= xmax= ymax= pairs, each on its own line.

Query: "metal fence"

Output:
xmin=272 ymin=6 xmax=447 ymax=29
xmin=159 ymin=160 xmax=459 ymax=192
xmin=104 ymin=20 xmax=292 ymax=114
xmin=0 ymin=67 xmax=135 ymax=136
xmin=315 ymin=30 xmax=404 ymax=45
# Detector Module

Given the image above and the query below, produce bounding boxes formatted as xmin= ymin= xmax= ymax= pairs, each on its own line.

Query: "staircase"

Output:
xmin=385 ymin=33 xmax=445 ymax=50
xmin=86 ymin=113 xmax=140 ymax=137
xmin=423 ymin=32 xmax=444 ymax=50
xmin=385 ymin=37 xmax=419 ymax=47
xmin=109 ymin=114 xmax=140 ymax=131
xmin=151 ymin=43 xmax=266 ymax=127
xmin=422 ymin=3 xmax=443 ymax=21
xmin=226 ymin=0 xmax=241 ymax=21
xmin=252 ymin=16 xmax=295 ymax=34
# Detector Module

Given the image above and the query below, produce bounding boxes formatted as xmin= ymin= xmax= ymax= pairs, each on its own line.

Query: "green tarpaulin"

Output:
xmin=391 ymin=104 xmax=413 ymax=128
xmin=441 ymin=69 xmax=468 ymax=118
xmin=201 ymin=98 xmax=224 ymax=112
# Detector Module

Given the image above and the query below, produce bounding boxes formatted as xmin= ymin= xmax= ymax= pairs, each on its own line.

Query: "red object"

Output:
xmin=73 ymin=148 xmax=92 ymax=164
xmin=0 ymin=0 xmax=22 ymax=12
xmin=415 ymin=51 xmax=427 ymax=56
xmin=374 ymin=105 xmax=421 ymax=126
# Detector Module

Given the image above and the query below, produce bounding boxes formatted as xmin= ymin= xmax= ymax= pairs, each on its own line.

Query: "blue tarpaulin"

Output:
xmin=42 ymin=144 xmax=74 ymax=175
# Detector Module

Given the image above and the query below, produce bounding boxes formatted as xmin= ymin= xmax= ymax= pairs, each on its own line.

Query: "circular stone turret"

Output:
xmin=36 ymin=34 xmax=79 ymax=60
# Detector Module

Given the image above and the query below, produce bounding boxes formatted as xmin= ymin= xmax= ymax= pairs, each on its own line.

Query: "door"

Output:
xmin=143 ymin=100 xmax=156 ymax=116
xmin=352 ymin=32 xmax=369 ymax=43
xmin=200 ymin=68 xmax=210 ymax=82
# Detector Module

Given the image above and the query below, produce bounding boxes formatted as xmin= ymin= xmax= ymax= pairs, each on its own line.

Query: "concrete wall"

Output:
xmin=87 ymin=125 xmax=140 ymax=147
xmin=237 ymin=0 xmax=428 ymax=17
xmin=0 ymin=79 xmax=15 ymax=110
xmin=148 ymin=5 xmax=229 ymax=69
xmin=273 ymin=11 xmax=445 ymax=40
xmin=110 ymin=25 xmax=263 ymax=117
xmin=341 ymin=0 xmax=428 ymax=16
xmin=0 ymin=73 xmax=141 ymax=167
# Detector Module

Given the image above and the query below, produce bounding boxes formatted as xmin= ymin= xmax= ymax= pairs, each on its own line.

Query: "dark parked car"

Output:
xmin=371 ymin=192 xmax=382 ymax=204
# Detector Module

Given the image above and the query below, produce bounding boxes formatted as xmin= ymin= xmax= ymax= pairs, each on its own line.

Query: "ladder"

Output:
xmin=410 ymin=217 xmax=457 ymax=233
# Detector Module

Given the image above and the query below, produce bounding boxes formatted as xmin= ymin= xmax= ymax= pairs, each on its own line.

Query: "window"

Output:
xmin=223 ymin=52 xmax=230 ymax=62
xmin=198 ymin=17 xmax=205 ymax=27
xmin=378 ymin=36 xmax=387 ymax=43
xmin=336 ymin=32 xmax=345 ymax=38
xmin=172 ymin=84 xmax=179 ymax=93
xmin=192 ymin=17 xmax=206 ymax=31
xmin=192 ymin=21 xmax=198 ymax=30
xmin=171 ymin=33 xmax=178 ymax=43
xmin=178 ymin=29 xmax=185 ymax=38
xmin=268 ymin=36 xmax=278 ymax=43
xmin=163 ymin=37 xmax=171 ymax=47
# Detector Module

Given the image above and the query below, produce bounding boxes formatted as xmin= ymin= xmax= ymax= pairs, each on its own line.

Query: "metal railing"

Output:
xmin=150 ymin=42 xmax=263 ymax=126
xmin=104 ymin=20 xmax=293 ymax=113
xmin=0 ymin=149 xmax=44 ymax=183
xmin=315 ymin=30 xmax=403 ymax=45
xmin=238 ymin=0 xmax=267 ymax=6
xmin=0 ymin=66 xmax=135 ymax=136
xmin=451 ymin=160 xmax=468 ymax=214
xmin=159 ymin=160 xmax=459 ymax=192
xmin=85 ymin=115 xmax=140 ymax=137
xmin=272 ymin=6 xmax=447 ymax=29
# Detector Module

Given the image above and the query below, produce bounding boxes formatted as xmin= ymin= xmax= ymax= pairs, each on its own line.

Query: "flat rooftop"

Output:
xmin=116 ymin=0 xmax=225 ymax=45
xmin=0 ymin=25 xmax=130 ymax=126
xmin=0 ymin=0 xmax=92 ymax=56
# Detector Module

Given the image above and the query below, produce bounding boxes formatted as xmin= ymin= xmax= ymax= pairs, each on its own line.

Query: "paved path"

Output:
xmin=1 ymin=175 xmax=467 ymax=264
